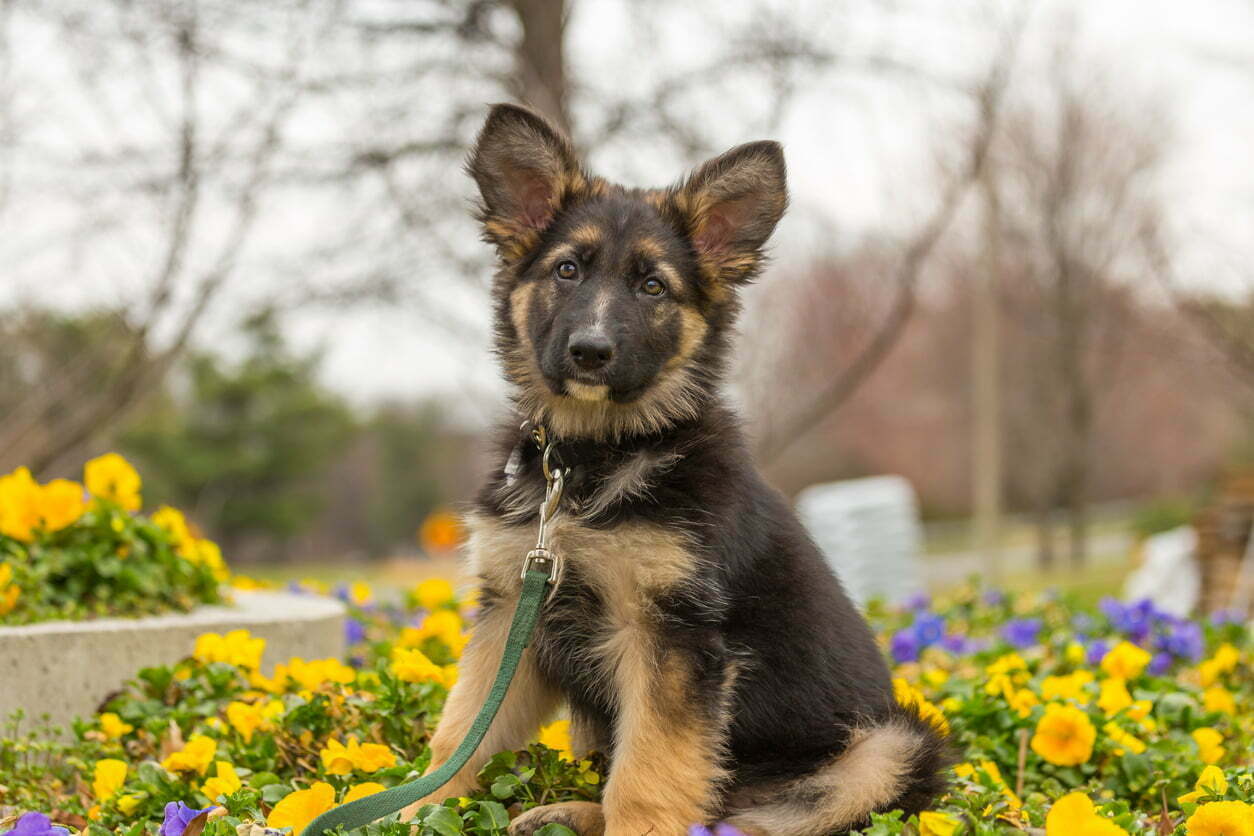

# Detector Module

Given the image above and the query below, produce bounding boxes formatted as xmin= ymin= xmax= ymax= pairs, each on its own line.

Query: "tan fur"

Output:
xmin=633 ymin=236 xmax=666 ymax=261
xmin=724 ymin=722 xmax=920 ymax=836
xmin=599 ymin=637 xmax=727 ymax=836
xmin=568 ymin=223 xmax=605 ymax=248
xmin=509 ymin=802 xmax=606 ymax=836
xmin=566 ymin=381 xmax=610 ymax=402
xmin=399 ymin=598 xmax=560 ymax=821
xmin=467 ymin=512 xmax=699 ymax=601
xmin=579 ymin=450 xmax=682 ymax=520
xmin=665 ymin=307 xmax=709 ymax=371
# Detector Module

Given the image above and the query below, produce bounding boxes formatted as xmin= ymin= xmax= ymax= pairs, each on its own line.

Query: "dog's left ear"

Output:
xmin=468 ymin=103 xmax=590 ymax=262
xmin=673 ymin=140 xmax=788 ymax=285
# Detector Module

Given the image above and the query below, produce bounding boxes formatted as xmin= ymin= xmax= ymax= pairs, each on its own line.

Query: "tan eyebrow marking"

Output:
xmin=538 ymin=242 xmax=580 ymax=275
xmin=635 ymin=236 xmax=666 ymax=261
xmin=568 ymin=224 xmax=604 ymax=247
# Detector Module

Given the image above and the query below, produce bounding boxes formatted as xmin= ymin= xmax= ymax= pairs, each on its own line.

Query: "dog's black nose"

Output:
xmin=569 ymin=332 xmax=613 ymax=371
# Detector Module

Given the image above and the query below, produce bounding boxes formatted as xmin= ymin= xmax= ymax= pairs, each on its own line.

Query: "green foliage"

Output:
xmin=0 ymin=499 xmax=223 ymax=625
xmin=122 ymin=312 xmax=354 ymax=553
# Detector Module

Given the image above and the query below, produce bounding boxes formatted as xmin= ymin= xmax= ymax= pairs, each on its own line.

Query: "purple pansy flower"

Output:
xmin=160 ymin=802 xmax=215 ymax=836
xmin=345 ymin=617 xmax=366 ymax=645
xmin=891 ymin=628 xmax=921 ymax=663
xmin=912 ymin=613 xmax=945 ymax=647
xmin=1086 ymin=639 xmax=1110 ymax=666
xmin=689 ymin=825 xmax=748 ymax=836
xmin=1 ymin=813 xmax=70 ymax=836
xmin=1001 ymin=618 xmax=1043 ymax=649
xmin=904 ymin=592 xmax=931 ymax=612
xmin=1164 ymin=621 xmax=1204 ymax=661
xmin=981 ymin=588 xmax=1006 ymax=607
xmin=941 ymin=633 xmax=972 ymax=655
xmin=1149 ymin=652 xmax=1173 ymax=676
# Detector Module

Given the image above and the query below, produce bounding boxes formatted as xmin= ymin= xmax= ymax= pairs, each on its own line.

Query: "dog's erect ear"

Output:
xmin=673 ymin=140 xmax=788 ymax=286
xmin=468 ymin=103 xmax=589 ymax=261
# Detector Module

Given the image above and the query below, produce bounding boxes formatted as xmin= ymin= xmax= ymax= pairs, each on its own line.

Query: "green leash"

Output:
xmin=304 ymin=567 xmax=552 ymax=836
xmin=305 ymin=425 xmax=567 ymax=836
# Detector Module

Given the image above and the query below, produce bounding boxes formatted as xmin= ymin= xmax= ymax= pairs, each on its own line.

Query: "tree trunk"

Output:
xmin=973 ymin=172 xmax=1004 ymax=584
xmin=507 ymin=0 xmax=571 ymax=135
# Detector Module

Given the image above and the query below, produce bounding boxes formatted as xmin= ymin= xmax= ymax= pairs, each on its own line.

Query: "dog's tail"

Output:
xmin=725 ymin=704 xmax=953 ymax=836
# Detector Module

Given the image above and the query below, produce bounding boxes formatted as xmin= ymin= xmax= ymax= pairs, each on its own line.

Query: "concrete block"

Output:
xmin=0 ymin=591 xmax=346 ymax=735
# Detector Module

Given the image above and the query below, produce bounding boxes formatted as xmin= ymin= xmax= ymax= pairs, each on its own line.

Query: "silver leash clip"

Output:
xmin=520 ymin=431 xmax=567 ymax=601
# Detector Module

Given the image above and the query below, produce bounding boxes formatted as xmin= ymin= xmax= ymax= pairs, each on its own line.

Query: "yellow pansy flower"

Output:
xmin=1179 ymin=765 xmax=1228 ymax=805
xmin=0 ymin=563 xmax=20 ymax=615
xmin=1100 ymin=641 xmax=1151 ymax=680
xmin=893 ymin=678 xmax=950 ymax=735
xmin=538 ymin=720 xmax=574 ymax=760
xmin=1199 ymin=644 xmax=1242 ymax=688
xmin=986 ymin=652 xmax=1029 ymax=681
xmin=319 ymin=736 xmax=397 ymax=775
xmin=1192 ymin=727 xmax=1226 ymax=765
xmin=1045 ymin=792 xmax=1128 ymax=836
xmin=1097 ymin=678 xmax=1133 ymax=716
xmin=1102 ymin=722 xmax=1146 ymax=755
xmin=1203 ymin=686 xmax=1237 ymax=716
xmin=392 ymin=647 xmax=451 ymax=687
xmin=0 ymin=467 xmax=41 ymax=542
xmin=954 ymin=760 xmax=1021 ymax=812
xmin=343 ymin=783 xmax=386 ymax=804
xmin=1184 ymin=801 xmax=1253 ymax=836
xmin=226 ymin=701 xmax=269 ymax=742
xmin=84 ymin=453 xmax=142 ymax=512
xmin=93 ymin=758 xmax=128 ymax=800
xmin=1065 ymin=641 xmax=1087 ymax=665
xmin=285 ymin=657 xmax=355 ymax=691
xmin=1031 ymin=704 xmax=1096 ymax=766
xmin=414 ymin=578 xmax=455 ymax=611
xmin=194 ymin=630 xmax=265 ymax=670
xmin=161 ymin=734 xmax=217 ymax=775
xmin=117 ymin=794 xmax=143 ymax=815
xmin=267 ymin=781 xmax=336 ymax=834
xmin=99 ymin=712 xmax=134 ymax=740
xmin=400 ymin=609 xmax=467 ymax=656
xmin=1041 ymin=670 xmax=1094 ymax=704
xmin=348 ymin=581 xmax=372 ymax=607
xmin=1008 ymin=688 xmax=1039 ymax=719
xmin=202 ymin=761 xmax=242 ymax=800
xmin=919 ymin=810 xmax=960 ymax=836
xmin=36 ymin=479 xmax=86 ymax=532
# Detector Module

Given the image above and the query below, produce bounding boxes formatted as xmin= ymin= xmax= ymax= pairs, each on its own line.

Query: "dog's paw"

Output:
xmin=508 ymin=801 xmax=605 ymax=836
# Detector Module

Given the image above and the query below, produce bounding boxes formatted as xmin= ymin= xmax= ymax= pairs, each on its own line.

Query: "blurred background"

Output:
xmin=2 ymin=0 xmax=1253 ymax=605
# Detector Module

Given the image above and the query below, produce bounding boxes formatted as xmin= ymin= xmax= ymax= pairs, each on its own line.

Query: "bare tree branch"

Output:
xmin=754 ymin=5 xmax=1031 ymax=460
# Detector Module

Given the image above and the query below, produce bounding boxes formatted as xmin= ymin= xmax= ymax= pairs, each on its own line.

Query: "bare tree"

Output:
xmin=992 ymin=37 xmax=1167 ymax=568
xmin=751 ymin=4 xmax=1031 ymax=461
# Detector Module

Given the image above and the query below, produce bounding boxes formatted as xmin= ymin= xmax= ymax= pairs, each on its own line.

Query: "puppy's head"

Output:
xmin=471 ymin=103 xmax=787 ymax=440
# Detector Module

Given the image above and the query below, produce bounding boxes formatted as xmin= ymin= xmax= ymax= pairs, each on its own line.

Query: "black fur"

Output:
xmin=467 ymin=103 xmax=951 ymax=831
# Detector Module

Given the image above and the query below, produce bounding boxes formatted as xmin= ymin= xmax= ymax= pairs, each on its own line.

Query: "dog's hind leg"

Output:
xmin=723 ymin=710 xmax=951 ymax=836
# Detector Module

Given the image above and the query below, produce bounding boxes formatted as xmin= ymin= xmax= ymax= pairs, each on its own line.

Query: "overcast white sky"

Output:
xmin=3 ymin=0 xmax=1252 ymax=412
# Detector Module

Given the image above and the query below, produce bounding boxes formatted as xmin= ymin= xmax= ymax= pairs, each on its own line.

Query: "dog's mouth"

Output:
xmin=546 ymin=374 xmax=650 ymax=405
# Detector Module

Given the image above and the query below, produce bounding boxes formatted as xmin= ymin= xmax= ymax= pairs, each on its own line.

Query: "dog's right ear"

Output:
xmin=468 ymin=103 xmax=588 ymax=262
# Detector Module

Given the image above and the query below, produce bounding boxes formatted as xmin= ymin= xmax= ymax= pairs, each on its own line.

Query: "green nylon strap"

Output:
xmin=303 ymin=568 xmax=552 ymax=836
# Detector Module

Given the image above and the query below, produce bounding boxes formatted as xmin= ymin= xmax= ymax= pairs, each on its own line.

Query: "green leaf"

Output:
xmin=473 ymin=801 xmax=509 ymax=833
xmin=532 ymin=827 xmax=577 ymax=836
xmin=420 ymin=805 xmax=464 ymax=836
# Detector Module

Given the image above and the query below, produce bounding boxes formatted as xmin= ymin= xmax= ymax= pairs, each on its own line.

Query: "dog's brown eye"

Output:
xmin=642 ymin=277 xmax=666 ymax=297
xmin=556 ymin=260 xmax=579 ymax=280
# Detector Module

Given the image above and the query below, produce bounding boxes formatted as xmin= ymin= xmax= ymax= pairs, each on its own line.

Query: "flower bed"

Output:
xmin=1 ymin=455 xmax=226 ymax=625
xmin=0 ymin=577 xmax=1248 ymax=836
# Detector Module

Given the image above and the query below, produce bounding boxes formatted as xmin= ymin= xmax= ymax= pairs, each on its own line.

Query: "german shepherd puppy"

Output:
xmin=401 ymin=104 xmax=950 ymax=836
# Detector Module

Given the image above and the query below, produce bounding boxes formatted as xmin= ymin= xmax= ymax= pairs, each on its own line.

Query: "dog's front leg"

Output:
xmin=600 ymin=625 xmax=732 ymax=836
xmin=400 ymin=592 xmax=559 ymax=821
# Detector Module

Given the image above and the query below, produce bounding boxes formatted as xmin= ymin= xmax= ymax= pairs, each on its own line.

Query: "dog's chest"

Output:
xmin=465 ymin=511 xmax=698 ymax=702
